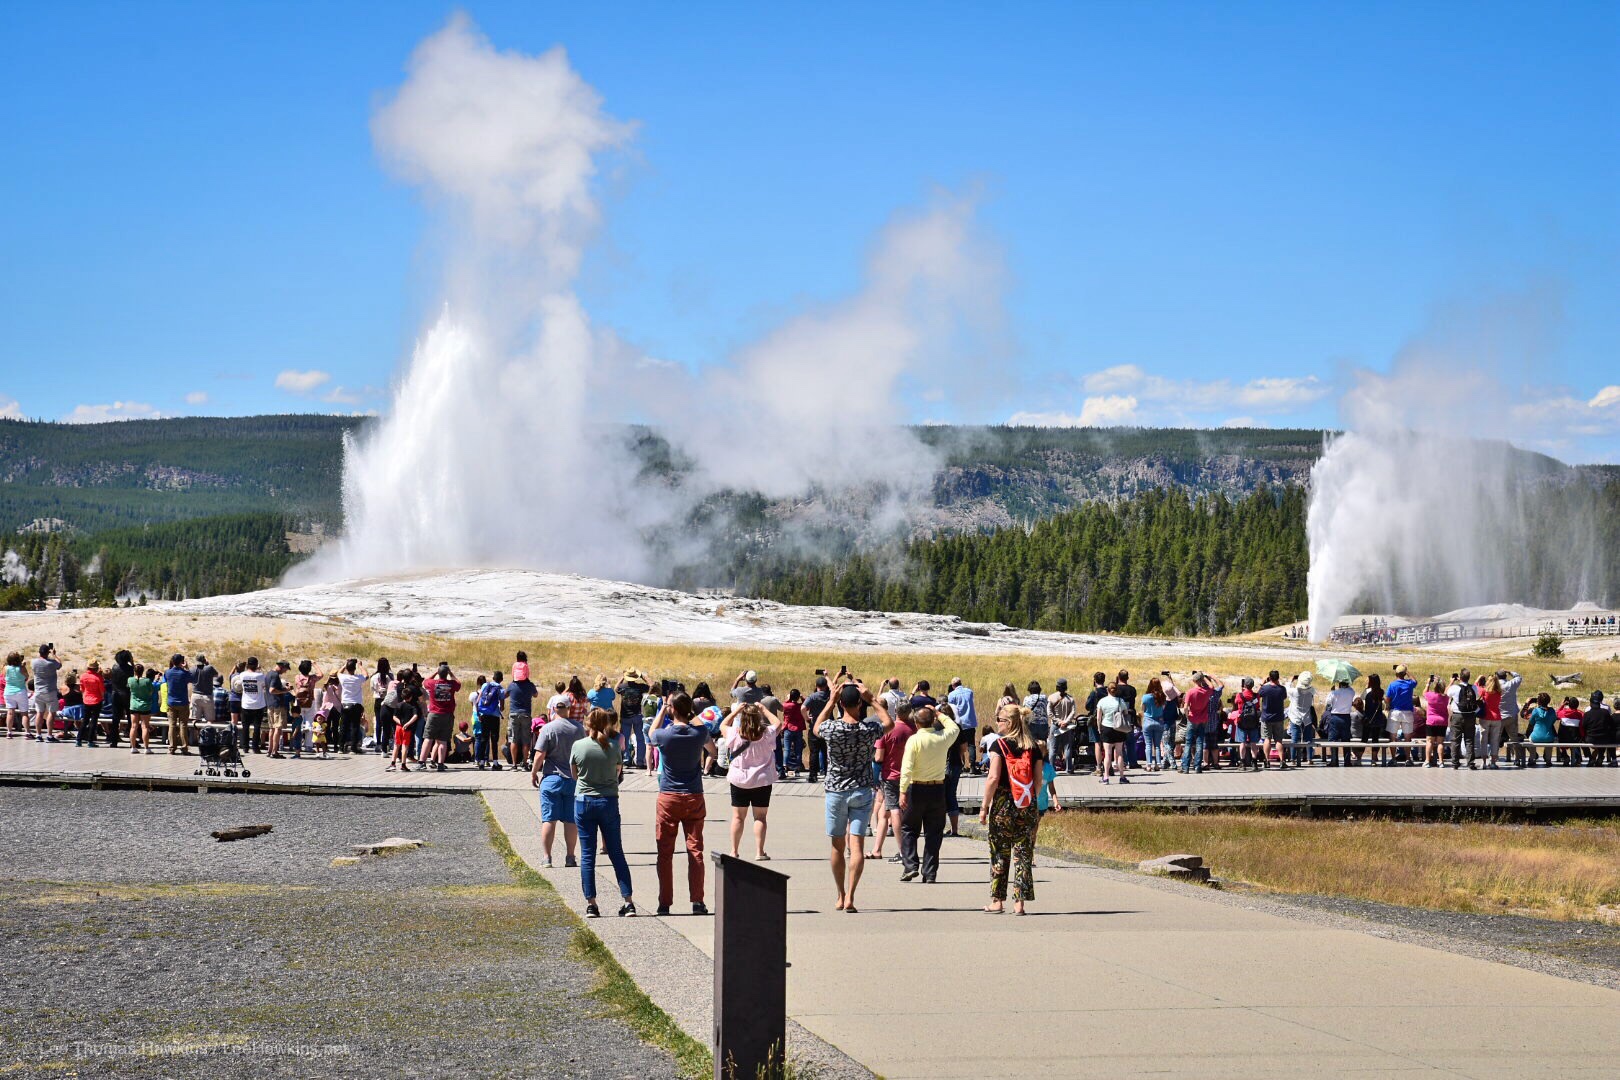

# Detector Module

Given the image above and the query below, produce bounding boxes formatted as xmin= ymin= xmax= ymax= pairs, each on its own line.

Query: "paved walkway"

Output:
xmin=488 ymin=785 xmax=1620 ymax=1080
xmin=3 ymin=737 xmax=1614 ymax=810
xmin=7 ymin=738 xmax=1620 ymax=1077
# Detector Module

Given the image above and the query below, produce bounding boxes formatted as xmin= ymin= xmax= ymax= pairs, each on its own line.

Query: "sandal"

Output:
xmin=982 ymin=904 xmax=1004 ymax=915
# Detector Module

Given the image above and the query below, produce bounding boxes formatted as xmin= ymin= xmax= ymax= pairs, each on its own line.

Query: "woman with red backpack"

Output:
xmin=979 ymin=702 xmax=1045 ymax=916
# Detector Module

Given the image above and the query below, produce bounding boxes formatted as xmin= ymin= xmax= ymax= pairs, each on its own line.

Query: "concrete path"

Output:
xmin=4 ymin=736 xmax=1616 ymax=811
xmin=489 ymin=783 xmax=1620 ymax=1080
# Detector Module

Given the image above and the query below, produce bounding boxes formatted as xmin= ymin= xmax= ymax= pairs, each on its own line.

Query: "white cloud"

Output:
xmin=1235 ymin=376 xmax=1330 ymax=409
xmin=1007 ymin=395 xmax=1142 ymax=428
xmin=1590 ymin=385 xmax=1620 ymax=410
xmin=1079 ymin=394 xmax=1140 ymax=426
xmin=275 ymin=369 xmax=332 ymax=394
xmin=62 ymin=401 xmax=163 ymax=424
xmin=1006 ymin=410 xmax=1085 ymax=427
xmin=1062 ymin=366 xmax=1333 ymax=422
xmin=1220 ymin=416 xmax=1257 ymax=428
xmin=0 ymin=396 xmax=21 ymax=419
xmin=1081 ymin=364 xmax=1146 ymax=394
xmin=184 ymin=391 xmax=209 ymax=406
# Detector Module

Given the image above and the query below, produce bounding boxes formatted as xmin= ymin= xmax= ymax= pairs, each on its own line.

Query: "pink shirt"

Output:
xmin=1423 ymin=690 xmax=1449 ymax=727
xmin=725 ymin=725 xmax=780 ymax=789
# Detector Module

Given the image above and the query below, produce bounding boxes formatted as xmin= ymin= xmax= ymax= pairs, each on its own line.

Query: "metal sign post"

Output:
xmin=711 ymin=852 xmax=789 ymax=1080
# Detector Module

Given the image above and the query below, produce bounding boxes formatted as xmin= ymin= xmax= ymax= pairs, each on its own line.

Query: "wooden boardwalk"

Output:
xmin=2 ymin=737 xmax=1615 ymax=810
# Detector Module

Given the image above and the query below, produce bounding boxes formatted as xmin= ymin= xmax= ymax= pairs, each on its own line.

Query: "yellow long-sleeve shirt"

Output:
xmin=899 ymin=714 xmax=960 ymax=794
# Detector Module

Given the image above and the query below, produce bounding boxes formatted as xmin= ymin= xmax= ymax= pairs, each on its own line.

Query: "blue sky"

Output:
xmin=3 ymin=1 xmax=1617 ymax=459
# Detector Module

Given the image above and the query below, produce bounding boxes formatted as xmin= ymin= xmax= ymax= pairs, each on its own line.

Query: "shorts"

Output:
xmin=34 ymin=689 xmax=58 ymax=715
xmin=1263 ymin=719 xmax=1287 ymax=742
xmin=4 ymin=689 xmax=26 ymax=712
xmin=824 ymin=788 xmax=875 ymax=837
xmin=393 ymin=725 xmax=413 ymax=746
xmin=509 ymin=712 xmax=533 ymax=744
xmin=880 ymin=778 xmax=902 ymax=807
xmin=424 ymin=713 xmax=453 ymax=742
xmin=1100 ymin=725 xmax=1128 ymax=744
xmin=540 ymin=774 xmax=577 ymax=823
xmin=1388 ymin=709 xmax=1413 ymax=737
xmin=1426 ymin=722 xmax=1448 ymax=737
xmin=730 ymin=784 xmax=773 ymax=808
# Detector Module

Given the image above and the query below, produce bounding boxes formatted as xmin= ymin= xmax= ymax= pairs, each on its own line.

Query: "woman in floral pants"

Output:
xmin=979 ymin=702 xmax=1045 ymax=915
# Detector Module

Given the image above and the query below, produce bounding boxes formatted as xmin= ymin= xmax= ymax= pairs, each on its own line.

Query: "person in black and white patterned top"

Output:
xmin=813 ymin=675 xmax=894 ymax=913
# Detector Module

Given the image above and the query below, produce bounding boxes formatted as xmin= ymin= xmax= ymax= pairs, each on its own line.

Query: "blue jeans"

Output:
xmin=1180 ymin=722 xmax=1208 ymax=772
xmin=783 ymin=729 xmax=805 ymax=774
xmin=1289 ymin=722 xmax=1316 ymax=764
xmin=1325 ymin=714 xmax=1351 ymax=765
xmin=1142 ymin=721 xmax=1166 ymax=767
xmin=576 ymin=796 xmax=633 ymax=902
xmin=621 ymin=715 xmax=646 ymax=768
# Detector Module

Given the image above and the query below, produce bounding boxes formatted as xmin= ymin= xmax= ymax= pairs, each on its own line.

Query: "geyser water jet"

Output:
xmin=297 ymin=15 xmax=1005 ymax=586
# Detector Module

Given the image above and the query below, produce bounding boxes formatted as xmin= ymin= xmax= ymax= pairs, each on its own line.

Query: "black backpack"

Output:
xmin=1455 ymin=682 xmax=1478 ymax=716
xmin=1239 ymin=694 xmax=1260 ymax=727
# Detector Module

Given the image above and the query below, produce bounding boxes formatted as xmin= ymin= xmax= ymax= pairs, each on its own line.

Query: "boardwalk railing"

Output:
xmin=1319 ymin=619 xmax=1620 ymax=648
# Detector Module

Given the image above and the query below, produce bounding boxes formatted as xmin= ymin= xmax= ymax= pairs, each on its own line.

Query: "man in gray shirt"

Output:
xmin=531 ymin=712 xmax=584 ymax=869
xmin=32 ymin=644 xmax=62 ymax=742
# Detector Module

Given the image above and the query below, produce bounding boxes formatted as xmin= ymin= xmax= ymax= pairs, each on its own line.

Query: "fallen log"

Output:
xmin=211 ymin=824 xmax=273 ymax=842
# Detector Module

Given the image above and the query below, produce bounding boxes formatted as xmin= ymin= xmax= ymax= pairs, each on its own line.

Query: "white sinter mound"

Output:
xmin=164 ymin=568 xmax=1275 ymax=658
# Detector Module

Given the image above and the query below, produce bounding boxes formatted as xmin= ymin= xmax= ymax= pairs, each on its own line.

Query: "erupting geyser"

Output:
xmin=295 ymin=14 xmax=1005 ymax=587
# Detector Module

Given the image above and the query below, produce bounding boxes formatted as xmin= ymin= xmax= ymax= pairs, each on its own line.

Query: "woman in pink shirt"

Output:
xmin=1422 ymin=675 xmax=1450 ymax=768
xmin=722 ymin=701 xmax=783 ymax=861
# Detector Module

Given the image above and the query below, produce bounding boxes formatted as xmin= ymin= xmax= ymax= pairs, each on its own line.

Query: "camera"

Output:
xmin=815 ymin=668 xmax=827 ymax=676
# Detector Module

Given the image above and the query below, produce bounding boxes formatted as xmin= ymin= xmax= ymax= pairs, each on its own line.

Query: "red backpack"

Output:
xmin=1002 ymin=742 xmax=1037 ymax=808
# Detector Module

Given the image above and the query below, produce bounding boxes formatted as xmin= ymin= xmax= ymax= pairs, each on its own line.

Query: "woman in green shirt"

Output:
xmin=571 ymin=708 xmax=637 ymax=919
xmin=128 ymin=664 xmax=157 ymax=754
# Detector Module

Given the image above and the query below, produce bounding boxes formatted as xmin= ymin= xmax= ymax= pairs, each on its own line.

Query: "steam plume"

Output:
xmin=299 ymin=16 xmax=1002 ymax=585
xmin=1305 ymin=295 xmax=1603 ymax=638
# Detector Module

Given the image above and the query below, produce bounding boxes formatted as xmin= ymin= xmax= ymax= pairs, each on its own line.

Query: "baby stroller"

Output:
xmin=196 ymin=723 xmax=250 ymax=778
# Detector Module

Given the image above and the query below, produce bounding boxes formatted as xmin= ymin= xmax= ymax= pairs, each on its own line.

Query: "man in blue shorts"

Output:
xmin=531 ymin=705 xmax=584 ymax=868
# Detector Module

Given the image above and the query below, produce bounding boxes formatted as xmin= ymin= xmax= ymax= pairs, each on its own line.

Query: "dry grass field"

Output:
xmin=1040 ymin=810 xmax=1620 ymax=922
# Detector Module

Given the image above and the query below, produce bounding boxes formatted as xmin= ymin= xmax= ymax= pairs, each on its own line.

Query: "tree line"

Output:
xmin=0 ymin=512 xmax=299 ymax=609
xmin=738 ymin=487 xmax=1311 ymax=636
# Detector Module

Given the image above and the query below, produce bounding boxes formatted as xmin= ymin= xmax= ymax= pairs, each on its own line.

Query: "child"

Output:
xmin=512 ymin=650 xmax=530 ymax=684
xmin=1036 ymin=756 xmax=1062 ymax=818
xmin=387 ymin=692 xmax=415 ymax=773
xmin=313 ymin=675 xmax=340 ymax=759
xmin=450 ymin=721 xmax=474 ymax=764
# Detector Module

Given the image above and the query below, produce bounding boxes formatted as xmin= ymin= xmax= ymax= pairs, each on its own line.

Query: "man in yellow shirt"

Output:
xmin=897 ymin=705 xmax=960 ymax=883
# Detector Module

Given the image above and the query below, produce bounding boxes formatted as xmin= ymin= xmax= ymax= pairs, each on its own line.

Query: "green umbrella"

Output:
xmin=1316 ymin=659 xmax=1361 ymax=686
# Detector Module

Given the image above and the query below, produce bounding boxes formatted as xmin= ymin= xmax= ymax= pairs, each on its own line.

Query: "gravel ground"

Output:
xmin=0 ymin=786 xmax=681 ymax=1079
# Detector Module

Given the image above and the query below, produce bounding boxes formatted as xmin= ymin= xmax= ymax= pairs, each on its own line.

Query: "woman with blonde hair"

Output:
xmin=722 ymin=700 xmax=783 ymax=860
xmin=978 ymin=702 xmax=1045 ymax=915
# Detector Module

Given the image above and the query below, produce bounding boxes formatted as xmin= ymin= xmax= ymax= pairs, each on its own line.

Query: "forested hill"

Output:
xmin=0 ymin=416 xmax=1332 ymax=535
xmin=0 ymin=415 xmax=360 ymax=533
xmin=742 ymin=487 xmax=1311 ymax=637
xmin=2 ymin=415 xmax=1588 ymax=538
